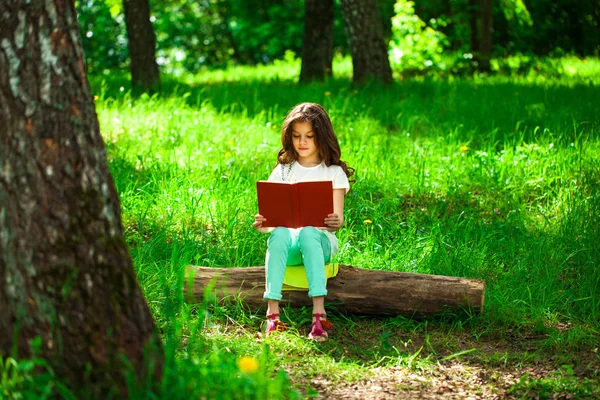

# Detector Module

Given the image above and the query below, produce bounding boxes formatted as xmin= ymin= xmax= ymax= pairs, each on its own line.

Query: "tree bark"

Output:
xmin=300 ymin=0 xmax=334 ymax=82
xmin=184 ymin=266 xmax=485 ymax=316
xmin=0 ymin=0 xmax=162 ymax=396
xmin=123 ymin=0 xmax=160 ymax=92
xmin=596 ymin=1 xmax=600 ymax=57
xmin=478 ymin=0 xmax=493 ymax=72
xmin=339 ymin=0 xmax=393 ymax=84
xmin=468 ymin=0 xmax=480 ymax=55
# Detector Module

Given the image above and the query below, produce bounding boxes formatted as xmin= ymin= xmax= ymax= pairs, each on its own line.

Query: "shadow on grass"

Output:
xmin=91 ymin=72 xmax=600 ymax=147
xmin=200 ymin=300 xmax=599 ymax=398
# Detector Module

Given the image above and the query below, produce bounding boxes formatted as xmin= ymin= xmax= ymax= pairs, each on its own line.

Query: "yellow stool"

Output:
xmin=282 ymin=264 xmax=339 ymax=291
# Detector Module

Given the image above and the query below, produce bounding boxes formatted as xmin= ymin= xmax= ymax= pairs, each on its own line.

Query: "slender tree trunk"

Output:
xmin=440 ymin=0 xmax=460 ymax=50
xmin=478 ymin=0 xmax=493 ymax=71
xmin=0 ymin=0 xmax=162 ymax=396
xmin=300 ymin=0 xmax=334 ymax=82
xmin=123 ymin=0 xmax=160 ymax=92
xmin=568 ymin=8 xmax=585 ymax=57
xmin=468 ymin=0 xmax=479 ymax=55
xmin=596 ymin=2 xmax=600 ymax=57
xmin=339 ymin=0 xmax=393 ymax=84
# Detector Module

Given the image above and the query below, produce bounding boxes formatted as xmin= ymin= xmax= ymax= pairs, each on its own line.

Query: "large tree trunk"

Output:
xmin=339 ymin=0 xmax=393 ymax=84
xmin=478 ymin=0 xmax=493 ymax=72
xmin=123 ymin=0 xmax=160 ymax=92
xmin=300 ymin=0 xmax=334 ymax=82
xmin=0 ymin=1 xmax=162 ymax=396
xmin=184 ymin=266 xmax=485 ymax=316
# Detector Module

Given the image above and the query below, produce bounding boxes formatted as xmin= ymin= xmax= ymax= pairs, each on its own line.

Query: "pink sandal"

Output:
xmin=308 ymin=313 xmax=333 ymax=342
xmin=265 ymin=313 xmax=287 ymax=336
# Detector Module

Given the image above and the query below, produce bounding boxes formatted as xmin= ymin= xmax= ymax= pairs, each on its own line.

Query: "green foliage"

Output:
xmin=410 ymin=0 xmax=598 ymax=59
xmin=389 ymin=0 xmax=599 ymax=78
xmin=76 ymin=0 xmax=310 ymax=73
xmin=388 ymin=0 xmax=449 ymax=73
xmin=76 ymin=0 xmax=128 ymax=73
xmin=388 ymin=0 xmax=598 ymax=77
xmin=150 ymin=0 xmax=233 ymax=72
xmin=149 ymin=0 xmax=308 ymax=71
xmin=0 ymin=352 xmax=76 ymax=399
xmin=503 ymin=0 xmax=599 ymax=56
xmin=226 ymin=0 xmax=305 ymax=65
xmin=76 ymin=0 xmax=599 ymax=74
xmin=499 ymin=0 xmax=532 ymax=26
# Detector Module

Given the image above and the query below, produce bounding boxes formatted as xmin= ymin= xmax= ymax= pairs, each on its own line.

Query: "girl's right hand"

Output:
xmin=253 ymin=214 xmax=267 ymax=230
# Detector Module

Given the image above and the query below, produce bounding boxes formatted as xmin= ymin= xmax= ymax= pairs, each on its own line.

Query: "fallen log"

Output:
xmin=184 ymin=265 xmax=485 ymax=316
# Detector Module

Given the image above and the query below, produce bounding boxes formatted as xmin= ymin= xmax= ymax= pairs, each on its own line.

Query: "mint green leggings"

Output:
xmin=264 ymin=227 xmax=331 ymax=300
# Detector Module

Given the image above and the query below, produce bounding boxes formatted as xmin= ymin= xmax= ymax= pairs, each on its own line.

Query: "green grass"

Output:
xmin=97 ymin=56 xmax=599 ymax=398
xmin=3 ymin=56 xmax=599 ymax=398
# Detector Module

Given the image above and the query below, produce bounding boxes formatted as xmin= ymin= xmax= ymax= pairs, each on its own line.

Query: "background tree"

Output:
xmin=468 ymin=0 xmax=479 ymax=56
xmin=477 ymin=0 xmax=493 ymax=71
xmin=123 ymin=0 xmax=160 ymax=91
xmin=0 ymin=0 xmax=162 ymax=396
xmin=339 ymin=0 xmax=393 ymax=83
xmin=74 ymin=0 xmax=598 ymax=76
xmin=300 ymin=0 xmax=334 ymax=82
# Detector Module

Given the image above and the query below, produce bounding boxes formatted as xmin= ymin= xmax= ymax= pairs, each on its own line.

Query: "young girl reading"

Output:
xmin=253 ymin=102 xmax=354 ymax=341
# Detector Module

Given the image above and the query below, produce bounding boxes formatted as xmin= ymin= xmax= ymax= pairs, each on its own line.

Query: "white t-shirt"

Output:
xmin=267 ymin=161 xmax=350 ymax=256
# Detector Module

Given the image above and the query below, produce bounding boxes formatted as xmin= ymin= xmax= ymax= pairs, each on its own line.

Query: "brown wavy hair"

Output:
xmin=277 ymin=102 xmax=355 ymax=182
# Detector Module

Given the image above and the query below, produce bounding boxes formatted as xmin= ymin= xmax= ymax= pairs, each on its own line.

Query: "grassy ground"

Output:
xmin=3 ymin=56 xmax=599 ymax=398
xmin=101 ymin=56 xmax=599 ymax=398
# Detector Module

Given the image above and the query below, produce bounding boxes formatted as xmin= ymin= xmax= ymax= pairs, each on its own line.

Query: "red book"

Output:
xmin=257 ymin=181 xmax=333 ymax=228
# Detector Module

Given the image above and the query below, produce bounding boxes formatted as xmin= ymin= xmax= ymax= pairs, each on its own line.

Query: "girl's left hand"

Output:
xmin=324 ymin=213 xmax=343 ymax=231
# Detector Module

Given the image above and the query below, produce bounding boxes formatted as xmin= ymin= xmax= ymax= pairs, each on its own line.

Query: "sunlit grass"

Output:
xmin=8 ymin=56 xmax=597 ymax=397
xmin=84 ymin=55 xmax=600 ymax=396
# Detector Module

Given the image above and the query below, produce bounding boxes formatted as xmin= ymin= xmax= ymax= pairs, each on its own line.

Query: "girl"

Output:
xmin=253 ymin=103 xmax=354 ymax=341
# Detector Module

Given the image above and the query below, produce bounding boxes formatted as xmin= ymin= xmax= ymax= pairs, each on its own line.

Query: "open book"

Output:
xmin=257 ymin=180 xmax=333 ymax=228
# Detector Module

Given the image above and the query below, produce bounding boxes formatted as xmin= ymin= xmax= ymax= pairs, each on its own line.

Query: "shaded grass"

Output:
xmin=81 ymin=57 xmax=600 ymax=396
xmin=98 ymin=79 xmax=600 ymax=327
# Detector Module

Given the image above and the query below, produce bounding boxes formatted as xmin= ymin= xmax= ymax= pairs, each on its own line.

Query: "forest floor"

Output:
xmin=215 ymin=315 xmax=600 ymax=399
xmin=315 ymin=324 xmax=598 ymax=399
xmin=95 ymin=61 xmax=600 ymax=399
xmin=310 ymin=335 xmax=599 ymax=399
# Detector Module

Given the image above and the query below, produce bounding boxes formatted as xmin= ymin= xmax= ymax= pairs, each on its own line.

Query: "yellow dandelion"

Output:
xmin=325 ymin=91 xmax=331 ymax=96
xmin=93 ymin=95 xmax=99 ymax=101
xmin=237 ymin=356 xmax=259 ymax=373
xmin=460 ymin=145 xmax=469 ymax=151
xmin=363 ymin=219 xmax=372 ymax=224
xmin=228 ymin=141 xmax=234 ymax=146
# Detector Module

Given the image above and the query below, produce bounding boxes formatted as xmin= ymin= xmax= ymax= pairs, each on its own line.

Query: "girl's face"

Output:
xmin=291 ymin=121 xmax=320 ymax=165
